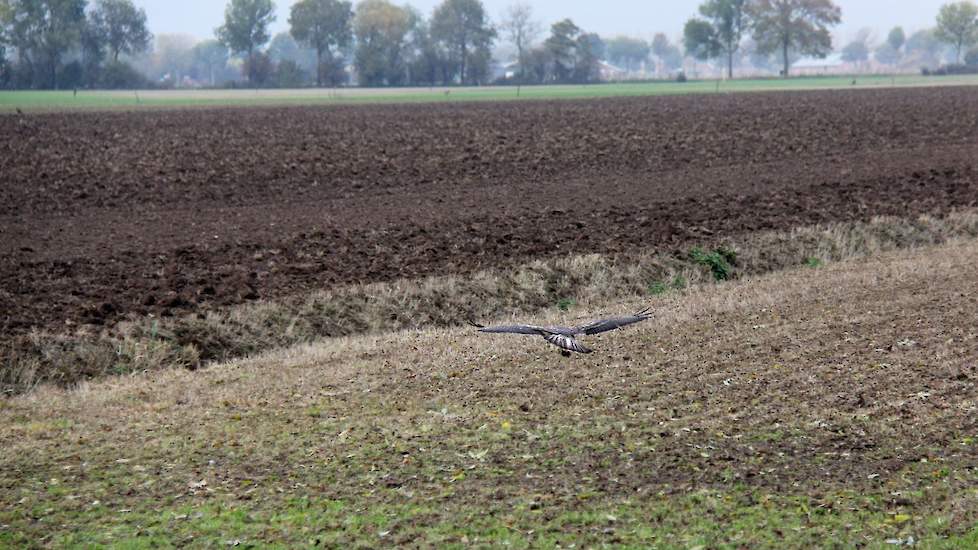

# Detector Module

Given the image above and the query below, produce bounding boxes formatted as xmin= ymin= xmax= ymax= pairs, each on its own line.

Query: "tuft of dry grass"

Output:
xmin=4 ymin=210 xmax=978 ymax=395
xmin=0 ymin=330 xmax=199 ymax=395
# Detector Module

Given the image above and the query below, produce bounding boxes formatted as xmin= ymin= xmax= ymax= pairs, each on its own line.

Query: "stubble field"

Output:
xmin=1 ymin=86 xmax=978 ymax=546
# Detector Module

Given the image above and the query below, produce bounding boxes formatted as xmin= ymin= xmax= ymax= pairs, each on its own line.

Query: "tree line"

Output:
xmin=684 ymin=0 xmax=978 ymax=78
xmin=836 ymin=2 xmax=978 ymax=71
xmin=211 ymin=0 xmax=611 ymax=87
xmin=0 ymin=0 xmax=151 ymax=89
xmin=3 ymin=0 xmax=978 ymax=90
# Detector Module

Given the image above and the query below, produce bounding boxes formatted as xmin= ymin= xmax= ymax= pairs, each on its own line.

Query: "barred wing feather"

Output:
xmin=476 ymin=324 xmax=546 ymax=335
xmin=576 ymin=308 xmax=652 ymax=335
xmin=544 ymin=333 xmax=593 ymax=354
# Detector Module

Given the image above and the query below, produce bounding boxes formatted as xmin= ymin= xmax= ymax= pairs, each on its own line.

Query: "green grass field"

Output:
xmin=3 ymin=74 xmax=978 ymax=111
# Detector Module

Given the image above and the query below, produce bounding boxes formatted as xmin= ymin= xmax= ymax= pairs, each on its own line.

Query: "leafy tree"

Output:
xmin=652 ymin=32 xmax=684 ymax=73
xmin=907 ymin=28 xmax=947 ymax=67
xmin=684 ymin=0 xmax=748 ymax=78
xmin=874 ymin=43 xmax=900 ymax=65
xmin=99 ymin=57 xmax=146 ymax=88
xmin=465 ymin=36 xmax=492 ymax=83
xmin=499 ymin=2 xmax=540 ymax=82
xmin=841 ymin=39 xmax=869 ymax=64
xmin=748 ymin=0 xmax=841 ymax=77
xmin=216 ymin=0 xmax=276 ymax=84
xmin=268 ymin=32 xmax=317 ymax=74
xmin=404 ymin=14 xmax=446 ymax=85
xmin=0 ymin=2 xmax=8 ymax=46
xmin=522 ymin=45 xmax=551 ymax=83
xmin=544 ymin=19 xmax=601 ymax=83
xmin=684 ymin=19 xmax=719 ymax=63
xmin=0 ymin=0 xmax=87 ymax=88
xmin=0 ymin=43 xmax=8 ymax=88
xmin=430 ymin=0 xmax=495 ymax=85
xmin=545 ymin=18 xmax=580 ymax=82
xmin=242 ymin=50 xmax=274 ymax=85
xmin=274 ymin=58 xmax=307 ymax=86
xmin=887 ymin=26 xmax=906 ymax=51
xmin=288 ymin=0 xmax=352 ymax=86
xmin=89 ymin=0 xmax=151 ymax=62
xmin=317 ymin=54 xmax=349 ymax=84
xmin=0 ymin=1 xmax=33 ymax=82
xmin=575 ymin=32 xmax=603 ymax=82
xmin=59 ymin=58 xmax=83 ymax=88
xmin=583 ymin=32 xmax=606 ymax=60
xmin=743 ymin=37 xmax=782 ymax=71
xmin=874 ymin=26 xmax=905 ymax=65
xmin=605 ymin=36 xmax=649 ymax=71
xmin=142 ymin=33 xmax=197 ymax=85
xmin=935 ymin=1 xmax=978 ymax=63
xmin=190 ymin=39 xmax=230 ymax=86
xmin=37 ymin=0 xmax=87 ymax=88
xmin=651 ymin=33 xmax=669 ymax=60
xmin=966 ymin=46 xmax=978 ymax=65
xmin=0 ymin=2 xmax=14 ymax=87
xmin=80 ymin=10 xmax=107 ymax=85
xmin=353 ymin=0 xmax=412 ymax=86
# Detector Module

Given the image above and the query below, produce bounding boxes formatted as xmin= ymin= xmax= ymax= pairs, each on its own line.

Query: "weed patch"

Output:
xmin=648 ymin=281 xmax=669 ymax=295
xmin=690 ymin=246 xmax=738 ymax=281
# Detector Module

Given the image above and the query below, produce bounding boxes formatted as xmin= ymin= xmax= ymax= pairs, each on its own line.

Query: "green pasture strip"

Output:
xmin=3 ymin=486 xmax=974 ymax=548
xmin=2 ymin=387 xmax=976 ymax=547
xmin=3 ymin=74 xmax=978 ymax=112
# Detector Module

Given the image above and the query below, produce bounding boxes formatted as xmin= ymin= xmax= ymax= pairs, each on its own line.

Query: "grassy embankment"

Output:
xmin=5 ymin=211 xmax=978 ymax=395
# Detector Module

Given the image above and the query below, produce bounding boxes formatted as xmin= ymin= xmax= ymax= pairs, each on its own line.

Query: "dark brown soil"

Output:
xmin=2 ymin=87 xmax=978 ymax=335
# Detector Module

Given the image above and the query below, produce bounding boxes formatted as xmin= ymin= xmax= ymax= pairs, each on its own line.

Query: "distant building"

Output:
xmin=497 ymin=60 xmax=519 ymax=81
xmin=791 ymin=53 xmax=852 ymax=76
xmin=598 ymin=61 xmax=628 ymax=81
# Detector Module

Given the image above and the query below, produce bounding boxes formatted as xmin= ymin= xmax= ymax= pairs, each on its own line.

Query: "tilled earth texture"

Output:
xmin=2 ymin=87 xmax=978 ymax=336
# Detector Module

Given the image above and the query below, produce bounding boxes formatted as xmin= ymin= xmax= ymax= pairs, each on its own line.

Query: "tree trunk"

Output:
xmin=782 ymin=40 xmax=789 ymax=78
xmin=316 ymin=48 xmax=323 ymax=87
xmin=517 ymin=43 xmax=524 ymax=82
xmin=50 ymin=51 xmax=58 ymax=89
xmin=20 ymin=53 xmax=34 ymax=88
xmin=248 ymin=46 xmax=255 ymax=85
xmin=459 ymin=39 xmax=467 ymax=85
xmin=728 ymin=49 xmax=734 ymax=79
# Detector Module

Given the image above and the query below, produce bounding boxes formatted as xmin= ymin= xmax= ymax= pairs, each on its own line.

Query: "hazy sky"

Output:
xmin=135 ymin=0 xmax=948 ymax=44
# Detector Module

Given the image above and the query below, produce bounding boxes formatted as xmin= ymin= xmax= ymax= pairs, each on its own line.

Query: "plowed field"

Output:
xmin=3 ymin=87 xmax=978 ymax=335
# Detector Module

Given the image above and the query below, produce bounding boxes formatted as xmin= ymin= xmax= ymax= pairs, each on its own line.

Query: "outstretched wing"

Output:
xmin=469 ymin=321 xmax=546 ymax=335
xmin=575 ymin=307 xmax=652 ymax=335
xmin=543 ymin=333 xmax=593 ymax=354
xmin=469 ymin=319 xmax=592 ymax=353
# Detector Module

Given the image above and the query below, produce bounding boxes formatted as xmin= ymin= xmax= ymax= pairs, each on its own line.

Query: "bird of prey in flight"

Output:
xmin=469 ymin=307 xmax=652 ymax=356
